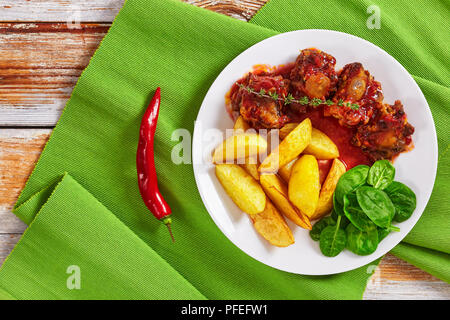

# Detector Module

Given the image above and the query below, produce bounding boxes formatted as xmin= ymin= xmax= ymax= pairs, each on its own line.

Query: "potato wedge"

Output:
xmin=278 ymin=158 xmax=297 ymax=183
xmin=215 ymin=164 xmax=266 ymax=214
xmin=279 ymin=123 xmax=299 ymax=140
xmin=233 ymin=117 xmax=260 ymax=180
xmin=213 ymin=133 xmax=267 ymax=164
xmin=288 ymin=155 xmax=320 ymax=218
xmin=259 ymin=118 xmax=312 ymax=173
xmin=304 ymin=128 xmax=339 ymax=159
xmin=311 ymin=158 xmax=346 ymax=220
xmin=250 ymin=200 xmax=294 ymax=247
xmin=260 ymin=174 xmax=312 ymax=230
xmin=279 ymin=123 xmax=339 ymax=160
xmin=233 ymin=115 xmax=251 ymax=132
xmin=241 ymin=161 xmax=260 ymax=180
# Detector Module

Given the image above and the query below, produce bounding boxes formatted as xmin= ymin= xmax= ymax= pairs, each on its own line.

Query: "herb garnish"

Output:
xmin=236 ymin=82 xmax=360 ymax=109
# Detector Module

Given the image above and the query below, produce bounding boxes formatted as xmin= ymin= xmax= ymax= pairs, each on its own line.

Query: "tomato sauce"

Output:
xmin=272 ymin=62 xmax=295 ymax=78
xmin=317 ymin=159 xmax=333 ymax=185
xmin=289 ymin=107 xmax=373 ymax=170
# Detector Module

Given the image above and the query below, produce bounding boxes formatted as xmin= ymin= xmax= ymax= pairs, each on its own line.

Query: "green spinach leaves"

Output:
xmin=356 ymin=186 xmax=395 ymax=228
xmin=367 ymin=160 xmax=395 ymax=190
xmin=346 ymin=224 xmax=379 ymax=256
xmin=310 ymin=216 xmax=335 ymax=241
xmin=335 ymin=165 xmax=369 ymax=205
xmin=319 ymin=216 xmax=347 ymax=257
xmin=343 ymin=192 xmax=376 ymax=231
xmin=310 ymin=160 xmax=416 ymax=257
xmin=384 ymin=181 xmax=417 ymax=222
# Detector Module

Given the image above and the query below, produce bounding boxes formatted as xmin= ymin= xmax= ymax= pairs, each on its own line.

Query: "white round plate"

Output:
xmin=192 ymin=30 xmax=437 ymax=275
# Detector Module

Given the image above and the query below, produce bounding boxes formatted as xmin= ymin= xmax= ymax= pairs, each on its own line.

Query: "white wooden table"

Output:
xmin=0 ymin=0 xmax=448 ymax=300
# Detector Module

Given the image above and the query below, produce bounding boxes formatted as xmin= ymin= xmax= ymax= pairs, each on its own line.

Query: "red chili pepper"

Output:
xmin=136 ymin=87 xmax=174 ymax=242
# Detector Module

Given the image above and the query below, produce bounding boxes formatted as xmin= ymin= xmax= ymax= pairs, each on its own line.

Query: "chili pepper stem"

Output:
xmin=161 ymin=216 xmax=175 ymax=243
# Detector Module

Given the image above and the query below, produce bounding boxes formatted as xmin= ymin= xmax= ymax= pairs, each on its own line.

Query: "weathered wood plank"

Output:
xmin=0 ymin=23 xmax=109 ymax=126
xmin=0 ymin=129 xmax=51 ymax=208
xmin=0 ymin=0 xmax=124 ymax=22
xmin=0 ymin=129 xmax=50 ymax=234
xmin=0 ymin=234 xmax=23 ymax=261
xmin=364 ymin=278 xmax=450 ymax=300
xmin=0 ymin=209 xmax=27 ymax=234
xmin=0 ymin=1 xmax=266 ymax=22
xmin=365 ymin=254 xmax=450 ymax=299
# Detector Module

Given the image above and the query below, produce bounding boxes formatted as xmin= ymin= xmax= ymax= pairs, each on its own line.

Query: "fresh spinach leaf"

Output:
xmin=332 ymin=208 xmax=350 ymax=228
xmin=356 ymin=186 xmax=395 ymax=229
xmin=310 ymin=216 xmax=335 ymax=241
xmin=377 ymin=228 xmax=390 ymax=241
xmin=319 ymin=216 xmax=347 ymax=257
xmin=333 ymin=193 xmax=346 ymax=217
xmin=331 ymin=208 xmax=338 ymax=221
xmin=335 ymin=165 xmax=370 ymax=205
xmin=388 ymin=225 xmax=400 ymax=232
xmin=367 ymin=160 xmax=395 ymax=190
xmin=346 ymin=223 xmax=379 ymax=256
xmin=343 ymin=191 xmax=377 ymax=231
xmin=384 ymin=181 xmax=417 ymax=222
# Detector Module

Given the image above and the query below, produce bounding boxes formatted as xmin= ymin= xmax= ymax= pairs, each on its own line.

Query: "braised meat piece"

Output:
xmin=229 ymin=74 xmax=249 ymax=113
xmin=290 ymin=48 xmax=338 ymax=111
xmin=227 ymin=50 xmax=415 ymax=163
xmin=352 ymin=100 xmax=414 ymax=160
xmin=231 ymin=73 xmax=290 ymax=129
xmin=324 ymin=63 xmax=383 ymax=126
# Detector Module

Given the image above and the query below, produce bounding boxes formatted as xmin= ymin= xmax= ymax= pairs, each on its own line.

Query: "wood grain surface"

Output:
xmin=0 ymin=1 xmax=265 ymax=22
xmin=0 ymin=0 xmax=448 ymax=300
xmin=0 ymin=23 xmax=110 ymax=126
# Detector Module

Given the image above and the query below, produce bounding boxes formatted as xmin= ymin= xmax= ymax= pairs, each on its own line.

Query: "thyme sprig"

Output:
xmin=237 ymin=83 xmax=360 ymax=110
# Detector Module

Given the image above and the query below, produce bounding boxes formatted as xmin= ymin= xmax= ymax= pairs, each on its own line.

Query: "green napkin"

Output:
xmin=1 ymin=174 xmax=204 ymax=299
xmin=0 ymin=0 xmax=448 ymax=299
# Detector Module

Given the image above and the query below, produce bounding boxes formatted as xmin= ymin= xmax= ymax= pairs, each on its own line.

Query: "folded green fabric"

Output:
xmin=1 ymin=174 xmax=205 ymax=300
xmin=0 ymin=0 xmax=448 ymax=299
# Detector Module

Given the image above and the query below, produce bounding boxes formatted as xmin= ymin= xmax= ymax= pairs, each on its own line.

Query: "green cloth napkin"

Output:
xmin=0 ymin=0 xmax=448 ymax=299
xmin=1 ymin=174 xmax=204 ymax=299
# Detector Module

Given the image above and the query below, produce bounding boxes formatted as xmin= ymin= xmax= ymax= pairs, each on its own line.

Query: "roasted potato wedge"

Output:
xmin=215 ymin=164 xmax=266 ymax=214
xmin=250 ymin=200 xmax=294 ymax=247
xmin=260 ymin=174 xmax=312 ymax=230
xmin=311 ymin=158 xmax=346 ymax=220
xmin=213 ymin=133 xmax=267 ymax=164
xmin=279 ymin=123 xmax=299 ymax=140
xmin=288 ymin=155 xmax=320 ymax=218
xmin=279 ymin=123 xmax=339 ymax=160
xmin=278 ymin=158 xmax=297 ymax=183
xmin=233 ymin=115 xmax=251 ymax=132
xmin=233 ymin=117 xmax=260 ymax=180
xmin=241 ymin=161 xmax=260 ymax=181
xmin=304 ymin=128 xmax=339 ymax=159
xmin=259 ymin=118 xmax=312 ymax=173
